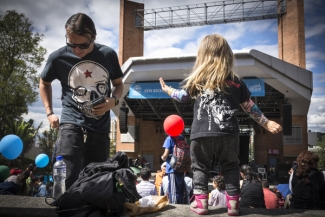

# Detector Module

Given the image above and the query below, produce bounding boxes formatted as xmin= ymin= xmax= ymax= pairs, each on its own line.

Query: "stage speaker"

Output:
xmin=282 ymin=103 xmax=292 ymax=135
xmin=119 ymin=107 xmax=129 ymax=134
xmin=239 ymin=136 xmax=249 ymax=166
xmin=277 ymin=163 xmax=292 ymax=184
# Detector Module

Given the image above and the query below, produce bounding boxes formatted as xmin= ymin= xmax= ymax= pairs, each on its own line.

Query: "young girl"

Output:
xmin=208 ymin=175 xmax=226 ymax=207
xmin=159 ymin=34 xmax=282 ymax=216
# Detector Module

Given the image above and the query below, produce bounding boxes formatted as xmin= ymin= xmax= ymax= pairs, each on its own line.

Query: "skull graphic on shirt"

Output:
xmin=68 ymin=61 xmax=110 ymax=119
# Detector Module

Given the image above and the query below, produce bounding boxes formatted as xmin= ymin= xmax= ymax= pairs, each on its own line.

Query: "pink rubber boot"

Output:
xmin=226 ymin=192 xmax=240 ymax=216
xmin=190 ymin=194 xmax=209 ymax=215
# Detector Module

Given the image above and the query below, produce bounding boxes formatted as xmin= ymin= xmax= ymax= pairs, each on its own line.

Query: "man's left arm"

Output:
xmin=111 ymin=77 xmax=124 ymax=99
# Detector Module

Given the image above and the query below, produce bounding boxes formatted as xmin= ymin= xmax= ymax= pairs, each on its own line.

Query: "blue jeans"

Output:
xmin=168 ymin=171 xmax=185 ymax=204
xmin=55 ymin=124 xmax=110 ymax=190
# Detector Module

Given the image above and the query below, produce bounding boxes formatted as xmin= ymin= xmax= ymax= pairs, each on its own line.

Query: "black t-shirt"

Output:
xmin=240 ymin=181 xmax=266 ymax=208
xmin=290 ymin=167 xmax=325 ymax=209
xmin=40 ymin=44 xmax=123 ymax=133
xmin=190 ymin=76 xmax=250 ymax=140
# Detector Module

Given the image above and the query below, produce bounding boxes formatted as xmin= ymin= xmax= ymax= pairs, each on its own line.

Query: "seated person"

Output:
xmin=239 ymin=164 xmax=249 ymax=188
xmin=0 ymin=172 xmax=28 ymax=195
xmin=154 ymin=162 xmax=166 ymax=196
xmin=273 ymin=188 xmax=285 ymax=209
xmin=262 ymin=180 xmax=278 ymax=209
xmin=290 ymin=151 xmax=325 ymax=209
xmin=208 ymin=175 xmax=226 ymax=207
xmin=136 ymin=167 xmax=157 ymax=197
xmin=35 ymin=175 xmax=47 ymax=197
xmin=240 ymin=165 xmax=266 ymax=208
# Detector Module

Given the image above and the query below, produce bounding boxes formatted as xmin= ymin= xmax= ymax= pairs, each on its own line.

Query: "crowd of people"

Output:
xmin=142 ymin=150 xmax=324 ymax=213
xmin=0 ymin=163 xmax=53 ymax=197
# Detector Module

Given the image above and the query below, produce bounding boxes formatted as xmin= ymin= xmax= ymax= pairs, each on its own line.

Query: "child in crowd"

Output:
xmin=273 ymin=189 xmax=285 ymax=209
xmin=154 ymin=162 xmax=166 ymax=196
xmin=161 ymin=134 xmax=186 ymax=204
xmin=262 ymin=180 xmax=278 ymax=209
xmin=159 ymin=34 xmax=282 ymax=215
xmin=136 ymin=167 xmax=157 ymax=197
xmin=208 ymin=175 xmax=226 ymax=207
xmin=35 ymin=175 xmax=47 ymax=197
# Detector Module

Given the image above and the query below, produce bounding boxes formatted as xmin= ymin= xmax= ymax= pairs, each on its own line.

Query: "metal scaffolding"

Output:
xmin=135 ymin=0 xmax=286 ymax=31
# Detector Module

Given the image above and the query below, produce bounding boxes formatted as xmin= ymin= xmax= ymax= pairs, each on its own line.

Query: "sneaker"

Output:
xmin=190 ymin=194 xmax=209 ymax=215
xmin=226 ymin=192 xmax=240 ymax=216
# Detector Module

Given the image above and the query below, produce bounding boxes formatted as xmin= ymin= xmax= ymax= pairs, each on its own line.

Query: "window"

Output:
xmin=283 ymin=126 xmax=302 ymax=144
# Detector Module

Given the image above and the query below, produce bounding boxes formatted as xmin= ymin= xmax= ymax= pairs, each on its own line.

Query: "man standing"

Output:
xmin=39 ymin=13 xmax=123 ymax=190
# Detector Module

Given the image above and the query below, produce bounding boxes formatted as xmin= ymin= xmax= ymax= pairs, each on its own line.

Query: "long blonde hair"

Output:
xmin=183 ymin=34 xmax=236 ymax=97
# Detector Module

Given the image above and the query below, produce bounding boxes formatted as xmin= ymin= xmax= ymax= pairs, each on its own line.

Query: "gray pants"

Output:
xmin=191 ymin=135 xmax=240 ymax=196
xmin=56 ymin=124 xmax=110 ymax=190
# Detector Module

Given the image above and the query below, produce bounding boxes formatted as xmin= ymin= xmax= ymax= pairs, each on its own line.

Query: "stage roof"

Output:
xmin=112 ymin=49 xmax=313 ymax=128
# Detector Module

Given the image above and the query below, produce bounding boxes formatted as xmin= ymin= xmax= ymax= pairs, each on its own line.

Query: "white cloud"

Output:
xmin=306 ymin=23 xmax=325 ymax=38
xmin=306 ymin=50 xmax=325 ymax=61
xmin=234 ymin=44 xmax=278 ymax=58
xmin=306 ymin=60 xmax=317 ymax=71
xmin=308 ymin=95 xmax=325 ymax=132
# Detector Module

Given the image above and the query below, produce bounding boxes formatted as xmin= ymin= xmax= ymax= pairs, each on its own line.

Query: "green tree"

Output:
xmin=0 ymin=10 xmax=46 ymax=138
xmin=110 ymin=140 xmax=117 ymax=157
xmin=37 ymin=127 xmax=59 ymax=172
xmin=316 ymin=135 xmax=325 ymax=171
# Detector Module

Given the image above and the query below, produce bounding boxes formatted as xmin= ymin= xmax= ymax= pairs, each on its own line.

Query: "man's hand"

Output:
xmin=48 ymin=114 xmax=60 ymax=129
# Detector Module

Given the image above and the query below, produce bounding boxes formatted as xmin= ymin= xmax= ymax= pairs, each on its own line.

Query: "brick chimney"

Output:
xmin=278 ymin=0 xmax=306 ymax=68
xmin=119 ymin=0 xmax=144 ymax=65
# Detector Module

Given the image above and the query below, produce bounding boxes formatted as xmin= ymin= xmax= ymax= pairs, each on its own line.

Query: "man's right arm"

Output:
xmin=39 ymin=78 xmax=59 ymax=128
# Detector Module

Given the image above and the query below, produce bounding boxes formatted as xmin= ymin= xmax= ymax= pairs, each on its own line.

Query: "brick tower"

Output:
xmin=119 ymin=0 xmax=144 ymax=65
xmin=278 ymin=0 xmax=306 ymax=68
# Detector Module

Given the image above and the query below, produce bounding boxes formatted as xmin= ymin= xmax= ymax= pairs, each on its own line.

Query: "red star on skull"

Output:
xmin=84 ymin=70 xmax=92 ymax=78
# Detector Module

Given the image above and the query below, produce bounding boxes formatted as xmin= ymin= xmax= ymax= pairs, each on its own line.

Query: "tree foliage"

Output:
xmin=110 ymin=140 xmax=117 ymax=157
xmin=4 ymin=118 xmax=42 ymax=167
xmin=37 ymin=127 xmax=59 ymax=172
xmin=0 ymin=10 xmax=46 ymax=138
xmin=316 ymin=135 xmax=325 ymax=171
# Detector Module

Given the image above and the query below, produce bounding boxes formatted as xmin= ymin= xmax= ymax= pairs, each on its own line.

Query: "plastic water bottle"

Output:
xmin=53 ymin=155 xmax=66 ymax=200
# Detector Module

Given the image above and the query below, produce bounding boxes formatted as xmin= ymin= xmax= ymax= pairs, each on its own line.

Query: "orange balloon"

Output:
xmin=163 ymin=115 xmax=184 ymax=136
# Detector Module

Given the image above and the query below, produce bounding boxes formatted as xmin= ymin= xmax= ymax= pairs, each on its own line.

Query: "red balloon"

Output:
xmin=163 ymin=115 xmax=184 ymax=136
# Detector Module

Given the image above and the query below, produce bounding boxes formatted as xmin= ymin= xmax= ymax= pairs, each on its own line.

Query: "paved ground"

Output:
xmin=0 ymin=194 xmax=325 ymax=217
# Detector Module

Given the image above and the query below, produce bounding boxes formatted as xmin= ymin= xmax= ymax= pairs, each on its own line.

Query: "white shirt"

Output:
xmin=136 ymin=180 xmax=157 ymax=197
xmin=208 ymin=188 xmax=226 ymax=207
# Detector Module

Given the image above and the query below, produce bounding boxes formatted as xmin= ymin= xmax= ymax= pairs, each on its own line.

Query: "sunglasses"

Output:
xmin=66 ymin=36 xmax=93 ymax=49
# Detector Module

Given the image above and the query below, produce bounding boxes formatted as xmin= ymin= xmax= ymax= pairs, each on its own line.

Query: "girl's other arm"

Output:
xmin=240 ymin=98 xmax=282 ymax=134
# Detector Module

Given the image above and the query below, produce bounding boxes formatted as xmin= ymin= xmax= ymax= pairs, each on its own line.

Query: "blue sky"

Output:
xmin=1 ymin=0 xmax=324 ymax=132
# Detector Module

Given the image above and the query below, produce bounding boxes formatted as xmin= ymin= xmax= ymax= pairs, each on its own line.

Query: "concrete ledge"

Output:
xmin=0 ymin=195 xmax=325 ymax=217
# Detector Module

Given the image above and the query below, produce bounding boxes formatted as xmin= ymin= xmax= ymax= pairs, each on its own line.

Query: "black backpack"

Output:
xmin=47 ymin=151 xmax=142 ymax=217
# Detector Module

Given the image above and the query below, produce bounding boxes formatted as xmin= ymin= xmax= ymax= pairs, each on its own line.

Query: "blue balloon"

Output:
xmin=35 ymin=154 xmax=49 ymax=168
xmin=0 ymin=134 xmax=23 ymax=160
